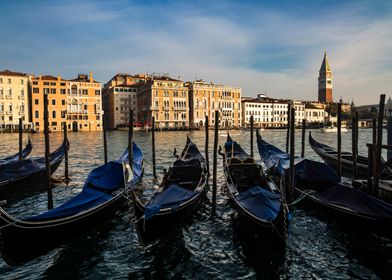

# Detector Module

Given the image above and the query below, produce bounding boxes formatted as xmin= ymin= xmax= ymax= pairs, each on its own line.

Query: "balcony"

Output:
xmin=5 ymin=95 xmax=12 ymax=99
xmin=6 ymin=111 xmax=13 ymax=116
xmin=163 ymin=106 xmax=170 ymax=111
xmin=150 ymin=106 xmax=159 ymax=111
xmin=172 ymin=107 xmax=186 ymax=111
xmin=18 ymin=95 xmax=25 ymax=100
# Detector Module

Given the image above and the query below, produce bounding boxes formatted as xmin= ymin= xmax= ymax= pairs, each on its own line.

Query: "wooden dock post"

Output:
xmin=288 ymin=107 xmax=295 ymax=202
xmin=18 ymin=118 xmax=23 ymax=160
xmin=367 ymin=144 xmax=373 ymax=191
xmin=102 ymin=114 xmax=108 ymax=164
xmin=372 ymin=119 xmax=377 ymax=145
xmin=387 ymin=114 xmax=392 ymax=160
xmin=337 ymin=102 xmax=342 ymax=178
xmin=250 ymin=115 xmax=254 ymax=158
xmin=128 ymin=109 xmax=134 ymax=168
xmin=152 ymin=116 xmax=156 ymax=179
xmin=63 ymin=122 xmax=69 ymax=183
xmin=373 ymin=94 xmax=386 ymax=195
xmin=212 ymin=110 xmax=219 ymax=215
xmin=301 ymin=119 xmax=306 ymax=158
xmin=286 ymin=103 xmax=291 ymax=153
xmin=43 ymin=94 xmax=53 ymax=210
xmin=352 ymin=111 xmax=358 ymax=179
xmin=205 ymin=115 xmax=209 ymax=175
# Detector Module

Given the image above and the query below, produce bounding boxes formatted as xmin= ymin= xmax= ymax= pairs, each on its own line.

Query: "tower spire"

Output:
xmin=318 ymin=51 xmax=333 ymax=103
xmin=320 ymin=51 xmax=331 ymax=72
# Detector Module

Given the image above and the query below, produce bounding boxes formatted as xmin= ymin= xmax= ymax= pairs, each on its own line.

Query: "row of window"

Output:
xmin=0 ymin=88 xmax=25 ymax=96
xmin=33 ymin=88 xmax=100 ymax=95
xmin=0 ymin=78 xmax=25 ymax=84
xmin=0 ymin=103 xmax=25 ymax=113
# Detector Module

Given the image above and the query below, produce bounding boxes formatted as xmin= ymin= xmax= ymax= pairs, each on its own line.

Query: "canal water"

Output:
xmin=0 ymin=129 xmax=391 ymax=279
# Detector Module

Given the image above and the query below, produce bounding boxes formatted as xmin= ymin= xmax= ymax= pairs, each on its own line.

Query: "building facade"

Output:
xmin=102 ymin=73 xmax=146 ymax=129
xmin=0 ymin=70 xmax=30 ymax=131
xmin=67 ymin=73 xmax=102 ymax=132
xmin=138 ymin=76 xmax=189 ymax=129
xmin=304 ymin=103 xmax=325 ymax=123
xmin=318 ymin=52 xmax=333 ymax=103
xmin=188 ymin=80 xmax=242 ymax=128
xmin=31 ymin=73 xmax=102 ymax=132
xmin=242 ymin=95 xmax=289 ymax=128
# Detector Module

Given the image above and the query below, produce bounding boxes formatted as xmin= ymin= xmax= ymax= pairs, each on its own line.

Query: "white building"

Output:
xmin=0 ymin=70 xmax=30 ymax=131
xmin=242 ymin=95 xmax=289 ymax=128
xmin=305 ymin=103 xmax=325 ymax=123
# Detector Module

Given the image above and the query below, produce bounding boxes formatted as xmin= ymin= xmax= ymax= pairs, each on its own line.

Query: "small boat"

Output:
xmin=309 ymin=132 xmax=391 ymax=179
xmin=222 ymin=134 xmax=288 ymax=247
xmin=320 ymin=126 xmax=348 ymax=133
xmin=0 ymin=142 xmax=143 ymax=266
xmin=134 ymin=136 xmax=208 ymax=244
xmin=256 ymin=130 xmax=392 ymax=234
xmin=0 ymin=138 xmax=68 ymax=197
xmin=0 ymin=138 xmax=32 ymax=165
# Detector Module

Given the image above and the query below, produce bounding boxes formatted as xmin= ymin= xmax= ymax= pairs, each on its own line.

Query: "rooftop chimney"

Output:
xmin=89 ymin=71 xmax=93 ymax=82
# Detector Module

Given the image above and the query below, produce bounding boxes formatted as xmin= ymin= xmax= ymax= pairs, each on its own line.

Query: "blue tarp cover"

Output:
xmin=313 ymin=185 xmax=392 ymax=220
xmin=25 ymin=142 xmax=143 ymax=221
xmin=236 ymin=186 xmax=281 ymax=222
xmin=27 ymin=188 xmax=112 ymax=221
xmin=257 ymin=137 xmax=339 ymax=185
xmin=145 ymin=184 xmax=197 ymax=220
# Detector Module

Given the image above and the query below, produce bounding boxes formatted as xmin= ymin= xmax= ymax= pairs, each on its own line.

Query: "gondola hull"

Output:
xmin=223 ymin=168 xmax=288 ymax=249
xmin=134 ymin=192 xmax=204 ymax=244
xmin=295 ymin=188 xmax=392 ymax=235
xmin=0 ymin=194 xmax=125 ymax=266
xmin=309 ymin=133 xmax=373 ymax=179
xmin=0 ymin=158 xmax=63 ymax=197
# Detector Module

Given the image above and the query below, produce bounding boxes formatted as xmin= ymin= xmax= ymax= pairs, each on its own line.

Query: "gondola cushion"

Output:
xmin=236 ymin=186 xmax=281 ymax=222
xmin=145 ymin=183 xmax=198 ymax=220
xmin=26 ymin=187 xmax=112 ymax=221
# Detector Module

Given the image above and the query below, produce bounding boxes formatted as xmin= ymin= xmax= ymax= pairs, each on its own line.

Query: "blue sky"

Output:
xmin=0 ymin=0 xmax=391 ymax=105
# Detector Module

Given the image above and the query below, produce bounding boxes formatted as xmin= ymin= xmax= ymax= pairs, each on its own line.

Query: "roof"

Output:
xmin=69 ymin=75 xmax=99 ymax=83
xmin=0 ymin=70 xmax=28 ymax=77
xmin=305 ymin=103 xmax=323 ymax=109
xmin=320 ymin=51 xmax=331 ymax=72
xmin=152 ymin=76 xmax=183 ymax=82
xmin=32 ymin=75 xmax=62 ymax=81
xmin=242 ymin=96 xmax=289 ymax=104
xmin=114 ymin=82 xmax=144 ymax=88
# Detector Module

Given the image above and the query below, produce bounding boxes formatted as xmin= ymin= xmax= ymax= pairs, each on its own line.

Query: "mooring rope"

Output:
xmin=288 ymin=189 xmax=315 ymax=206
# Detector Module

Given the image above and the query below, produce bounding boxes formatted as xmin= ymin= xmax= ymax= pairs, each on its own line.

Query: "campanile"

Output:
xmin=318 ymin=52 xmax=333 ymax=103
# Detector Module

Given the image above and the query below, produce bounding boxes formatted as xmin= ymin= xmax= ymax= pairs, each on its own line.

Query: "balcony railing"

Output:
xmin=5 ymin=95 xmax=12 ymax=99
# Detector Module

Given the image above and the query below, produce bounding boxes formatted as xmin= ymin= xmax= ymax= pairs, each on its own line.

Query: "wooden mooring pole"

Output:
xmin=205 ymin=115 xmax=209 ymax=175
xmin=152 ymin=116 xmax=156 ymax=179
xmin=352 ymin=111 xmax=358 ymax=179
xmin=373 ymin=94 xmax=386 ymax=195
xmin=250 ymin=115 xmax=254 ymax=158
xmin=102 ymin=114 xmax=108 ymax=164
xmin=18 ymin=118 xmax=23 ymax=160
xmin=128 ymin=109 xmax=134 ymax=170
xmin=212 ymin=110 xmax=219 ymax=215
xmin=286 ymin=103 xmax=291 ymax=153
xmin=44 ymin=94 xmax=53 ymax=210
xmin=301 ymin=119 xmax=306 ymax=158
xmin=63 ymin=122 xmax=69 ymax=183
xmin=337 ymin=102 xmax=342 ymax=178
xmin=372 ymin=119 xmax=377 ymax=145
xmin=388 ymin=113 xmax=392 ymax=161
xmin=288 ymin=107 xmax=295 ymax=202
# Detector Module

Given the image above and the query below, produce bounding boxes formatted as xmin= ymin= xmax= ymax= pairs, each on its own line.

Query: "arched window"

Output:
xmin=8 ymin=103 xmax=12 ymax=112
xmin=52 ymin=111 xmax=56 ymax=118
xmin=0 ymin=102 xmax=3 ymax=112
xmin=71 ymin=85 xmax=77 ymax=95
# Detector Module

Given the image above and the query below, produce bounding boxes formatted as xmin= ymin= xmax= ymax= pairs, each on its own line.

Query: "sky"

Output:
xmin=0 ymin=0 xmax=391 ymax=105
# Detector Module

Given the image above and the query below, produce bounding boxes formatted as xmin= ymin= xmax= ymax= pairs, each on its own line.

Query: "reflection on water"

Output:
xmin=0 ymin=129 xmax=390 ymax=279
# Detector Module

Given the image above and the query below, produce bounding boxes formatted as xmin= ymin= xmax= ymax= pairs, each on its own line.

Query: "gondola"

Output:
xmin=134 ymin=136 xmax=208 ymax=244
xmin=0 ymin=142 xmax=143 ymax=266
xmin=256 ymin=130 xmax=392 ymax=234
xmin=0 ymin=137 xmax=68 ymax=197
xmin=222 ymin=134 xmax=288 ymax=248
xmin=309 ymin=132 xmax=392 ymax=179
xmin=0 ymin=138 xmax=32 ymax=165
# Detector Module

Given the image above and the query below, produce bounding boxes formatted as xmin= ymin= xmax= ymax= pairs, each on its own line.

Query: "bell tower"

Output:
xmin=318 ymin=52 xmax=333 ymax=103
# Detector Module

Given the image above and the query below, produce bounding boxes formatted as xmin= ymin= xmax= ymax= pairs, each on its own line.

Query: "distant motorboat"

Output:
xmin=320 ymin=126 xmax=348 ymax=133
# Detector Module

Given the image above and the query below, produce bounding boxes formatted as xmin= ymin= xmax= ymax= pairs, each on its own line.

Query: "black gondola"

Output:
xmin=309 ymin=132 xmax=392 ymax=179
xmin=222 ymin=135 xmax=288 ymax=248
xmin=0 ymin=138 xmax=32 ymax=165
xmin=0 ymin=142 xmax=143 ymax=266
xmin=134 ymin=136 xmax=208 ymax=244
xmin=0 ymin=137 xmax=68 ymax=197
xmin=257 ymin=130 xmax=392 ymax=234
